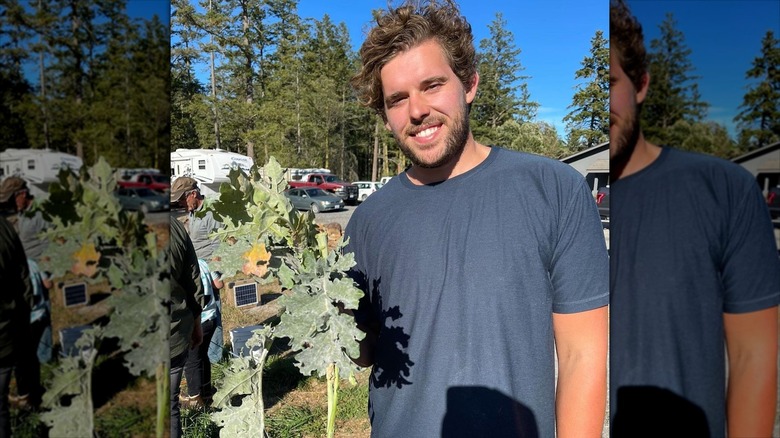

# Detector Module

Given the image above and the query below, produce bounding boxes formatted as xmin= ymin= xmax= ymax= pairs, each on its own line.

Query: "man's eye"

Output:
xmin=387 ymin=97 xmax=405 ymax=107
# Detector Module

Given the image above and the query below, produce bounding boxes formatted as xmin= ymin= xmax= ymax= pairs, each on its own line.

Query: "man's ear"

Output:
xmin=636 ymin=72 xmax=650 ymax=105
xmin=465 ymin=72 xmax=479 ymax=104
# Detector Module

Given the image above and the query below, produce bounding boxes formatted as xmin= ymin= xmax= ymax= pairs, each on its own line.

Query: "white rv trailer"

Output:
xmin=171 ymin=148 xmax=255 ymax=196
xmin=0 ymin=148 xmax=83 ymax=199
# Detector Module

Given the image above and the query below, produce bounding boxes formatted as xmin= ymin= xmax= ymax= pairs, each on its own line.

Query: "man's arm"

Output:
xmin=553 ymin=306 xmax=608 ymax=438
xmin=723 ymin=306 xmax=778 ymax=437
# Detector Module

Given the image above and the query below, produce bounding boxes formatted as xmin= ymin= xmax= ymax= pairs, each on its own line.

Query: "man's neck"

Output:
xmin=406 ymin=136 xmax=490 ymax=185
xmin=612 ymin=132 xmax=662 ymax=181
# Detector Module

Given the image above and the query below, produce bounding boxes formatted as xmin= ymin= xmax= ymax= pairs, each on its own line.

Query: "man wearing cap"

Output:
xmin=169 ymin=218 xmax=205 ymax=438
xmin=0 ymin=177 xmax=49 ymax=410
xmin=170 ymin=177 xmax=223 ymax=407
xmin=0 ymin=215 xmax=34 ymax=437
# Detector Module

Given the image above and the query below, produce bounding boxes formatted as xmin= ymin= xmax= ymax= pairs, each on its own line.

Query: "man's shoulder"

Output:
xmin=488 ymin=147 xmax=587 ymax=199
xmin=665 ymin=147 xmax=753 ymax=183
xmin=492 ymin=147 xmax=584 ymax=179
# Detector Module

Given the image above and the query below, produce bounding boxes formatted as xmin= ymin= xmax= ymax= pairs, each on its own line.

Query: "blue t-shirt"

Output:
xmin=609 ymin=147 xmax=780 ymax=437
xmin=344 ymin=146 xmax=609 ymax=437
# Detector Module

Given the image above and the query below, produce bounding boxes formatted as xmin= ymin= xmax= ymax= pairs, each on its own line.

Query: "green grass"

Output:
xmin=266 ymin=404 xmax=326 ymax=438
xmin=182 ymin=406 xmax=221 ymax=438
xmin=179 ymin=355 xmax=371 ymax=437
xmin=335 ymin=377 xmax=369 ymax=421
xmin=9 ymin=409 xmax=46 ymax=438
xmin=94 ymin=406 xmax=157 ymax=437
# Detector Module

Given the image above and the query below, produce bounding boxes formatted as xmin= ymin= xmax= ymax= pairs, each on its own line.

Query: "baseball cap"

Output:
xmin=0 ymin=177 xmax=28 ymax=203
xmin=170 ymin=177 xmax=200 ymax=203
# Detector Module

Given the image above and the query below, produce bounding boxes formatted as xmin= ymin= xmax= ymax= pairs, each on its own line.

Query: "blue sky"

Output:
xmin=295 ymin=0 xmax=607 ymax=137
xmin=128 ymin=1 xmax=169 ymax=25
xmin=626 ymin=0 xmax=780 ymax=138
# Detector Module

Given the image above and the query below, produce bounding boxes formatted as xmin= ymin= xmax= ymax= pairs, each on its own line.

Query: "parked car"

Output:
xmin=767 ymin=185 xmax=780 ymax=220
xmin=115 ymin=187 xmax=170 ymax=213
xmin=596 ymin=185 xmax=610 ymax=220
xmin=379 ymin=176 xmax=394 ymax=185
xmin=287 ymin=173 xmax=360 ymax=205
xmin=353 ymin=181 xmax=384 ymax=202
xmin=284 ymin=187 xmax=344 ymax=213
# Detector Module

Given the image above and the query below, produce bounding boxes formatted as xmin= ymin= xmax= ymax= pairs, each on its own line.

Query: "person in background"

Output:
xmin=346 ymin=1 xmax=609 ymax=436
xmin=169 ymin=218 xmax=204 ymax=438
xmin=0 ymin=177 xmax=48 ymax=413
xmin=0 ymin=215 xmax=34 ymax=438
xmin=170 ymin=177 xmax=224 ymax=408
xmin=609 ymin=1 xmax=780 ymax=436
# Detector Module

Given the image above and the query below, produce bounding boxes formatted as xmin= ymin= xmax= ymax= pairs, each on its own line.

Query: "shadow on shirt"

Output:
xmin=368 ymin=277 xmax=415 ymax=390
xmin=441 ymin=386 xmax=538 ymax=437
xmin=612 ymin=386 xmax=710 ymax=437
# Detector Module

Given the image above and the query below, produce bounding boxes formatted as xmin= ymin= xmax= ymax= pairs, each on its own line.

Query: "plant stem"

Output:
xmin=156 ymin=361 xmax=169 ymax=438
xmin=326 ymin=362 xmax=339 ymax=438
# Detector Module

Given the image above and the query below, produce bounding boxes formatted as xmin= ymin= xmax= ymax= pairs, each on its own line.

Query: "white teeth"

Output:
xmin=415 ymin=126 xmax=438 ymax=138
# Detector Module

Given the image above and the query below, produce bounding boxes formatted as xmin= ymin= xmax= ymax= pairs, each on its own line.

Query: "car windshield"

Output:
xmin=376 ymin=183 xmax=383 ymax=189
xmin=324 ymin=175 xmax=344 ymax=183
xmin=305 ymin=188 xmax=326 ymax=197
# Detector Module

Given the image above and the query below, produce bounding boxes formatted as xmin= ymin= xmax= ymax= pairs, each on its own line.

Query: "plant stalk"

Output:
xmin=157 ymin=361 xmax=169 ymax=438
xmin=326 ymin=362 xmax=339 ymax=438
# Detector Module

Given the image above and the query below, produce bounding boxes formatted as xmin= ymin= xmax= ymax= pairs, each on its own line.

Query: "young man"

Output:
xmin=346 ymin=1 xmax=609 ymax=436
xmin=609 ymin=1 xmax=780 ymax=436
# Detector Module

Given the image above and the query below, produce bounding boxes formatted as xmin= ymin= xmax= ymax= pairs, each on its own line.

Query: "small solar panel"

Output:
xmin=234 ymin=282 xmax=258 ymax=307
xmin=229 ymin=325 xmax=265 ymax=359
xmin=59 ymin=325 xmax=92 ymax=357
xmin=63 ymin=283 xmax=88 ymax=307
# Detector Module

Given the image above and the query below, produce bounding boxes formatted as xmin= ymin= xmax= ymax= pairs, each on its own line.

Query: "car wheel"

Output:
xmin=310 ymin=203 xmax=320 ymax=214
xmin=360 ymin=194 xmax=368 ymax=201
xmin=140 ymin=204 xmax=149 ymax=214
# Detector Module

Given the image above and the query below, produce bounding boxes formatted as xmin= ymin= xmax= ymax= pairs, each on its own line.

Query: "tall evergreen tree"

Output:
xmin=734 ymin=30 xmax=780 ymax=150
xmin=641 ymin=12 xmax=709 ymax=145
xmin=0 ymin=0 xmax=33 ymax=149
xmin=171 ymin=0 xmax=205 ymax=151
xmin=472 ymin=12 xmax=538 ymax=142
xmin=562 ymin=30 xmax=609 ymax=151
xmin=219 ymin=0 xmax=275 ymax=159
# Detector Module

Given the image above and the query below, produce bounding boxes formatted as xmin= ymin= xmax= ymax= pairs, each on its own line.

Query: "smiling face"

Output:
xmin=609 ymin=48 xmax=648 ymax=165
xmin=380 ymin=39 xmax=478 ymax=169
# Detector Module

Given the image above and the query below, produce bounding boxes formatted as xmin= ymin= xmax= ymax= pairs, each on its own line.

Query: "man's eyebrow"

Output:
xmin=385 ymin=91 xmax=406 ymax=104
xmin=421 ymin=75 xmax=448 ymax=87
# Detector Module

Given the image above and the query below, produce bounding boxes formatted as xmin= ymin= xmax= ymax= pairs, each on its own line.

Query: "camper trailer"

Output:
xmin=171 ymin=148 xmax=254 ymax=197
xmin=0 ymin=148 xmax=83 ymax=199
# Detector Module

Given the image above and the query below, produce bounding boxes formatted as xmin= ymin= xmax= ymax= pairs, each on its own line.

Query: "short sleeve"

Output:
xmin=550 ymin=176 xmax=610 ymax=314
xmin=721 ymin=177 xmax=780 ymax=313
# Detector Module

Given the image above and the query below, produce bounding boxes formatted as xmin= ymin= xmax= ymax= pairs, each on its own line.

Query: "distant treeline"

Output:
xmin=171 ymin=0 xmax=610 ymax=181
xmin=0 ymin=0 xmax=169 ymax=171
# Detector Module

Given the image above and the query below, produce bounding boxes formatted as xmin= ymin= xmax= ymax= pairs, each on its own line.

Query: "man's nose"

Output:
xmin=408 ymin=92 xmax=430 ymax=123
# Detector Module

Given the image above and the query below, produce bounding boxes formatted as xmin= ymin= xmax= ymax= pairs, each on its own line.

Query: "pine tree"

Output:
xmin=472 ymin=12 xmax=538 ymax=143
xmin=734 ymin=30 xmax=780 ymax=150
xmin=562 ymin=30 xmax=609 ymax=151
xmin=172 ymin=0 xmax=206 ymax=152
xmin=641 ymin=12 xmax=709 ymax=145
xmin=0 ymin=0 xmax=34 ymax=149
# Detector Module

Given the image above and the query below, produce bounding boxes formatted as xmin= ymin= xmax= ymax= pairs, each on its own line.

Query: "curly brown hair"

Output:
xmin=610 ymin=0 xmax=647 ymax=90
xmin=350 ymin=0 xmax=477 ymax=119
